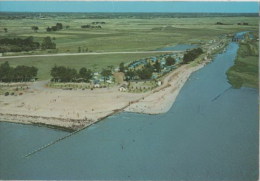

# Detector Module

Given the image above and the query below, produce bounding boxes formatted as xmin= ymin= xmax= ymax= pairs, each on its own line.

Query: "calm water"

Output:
xmin=0 ymin=42 xmax=258 ymax=180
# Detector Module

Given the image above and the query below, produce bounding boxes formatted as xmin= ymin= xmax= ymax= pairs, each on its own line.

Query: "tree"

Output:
xmin=0 ymin=61 xmax=11 ymax=82
xmin=78 ymin=47 xmax=81 ymax=53
xmin=183 ymin=48 xmax=203 ymax=64
xmin=101 ymin=68 xmax=112 ymax=82
xmin=4 ymin=28 xmax=7 ymax=33
xmin=41 ymin=37 xmax=56 ymax=50
xmin=50 ymin=66 xmax=77 ymax=82
xmin=0 ymin=61 xmax=38 ymax=82
xmin=14 ymin=65 xmax=38 ymax=81
xmin=137 ymin=66 xmax=153 ymax=80
xmin=65 ymin=68 xmax=77 ymax=82
xmin=56 ymin=23 xmax=63 ymax=30
xmin=79 ymin=67 xmax=93 ymax=82
xmin=51 ymin=66 xmax=93 ymax=83
xmin=166 ymin=56 xmax=176 ymax=66
xmin=46 ymin=27 xmax=51 ymax=32
xmin=31 ymin=26 xmax=39 ymax=32
xmin=119 ymin=62 xmax=125 ymax=72
xmin=154 ymin=60 xmax=161 ymax=72
xmin=0 ymin=36 xmax=40 ymax=53
xmin=125 ymin=69 xmax=136 ymax=81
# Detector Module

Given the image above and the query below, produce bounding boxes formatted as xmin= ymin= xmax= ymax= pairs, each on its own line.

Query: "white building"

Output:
xmin=119 ymin=87 xmax=127 ymax=92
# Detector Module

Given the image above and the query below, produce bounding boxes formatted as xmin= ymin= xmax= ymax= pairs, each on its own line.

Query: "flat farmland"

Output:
xmin=0 ymin=16 xmax=258 ymax=53
xmin=0 ymin=14 xmax=258 ymax=80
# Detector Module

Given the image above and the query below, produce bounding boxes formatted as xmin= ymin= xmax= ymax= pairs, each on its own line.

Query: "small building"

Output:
xmin=119 ymin=86 xmax=127 ymax=92
xmin=118 ymin=84 xmax=128 ymax=92
xmin=106 ymin=80 xmax=112 ymax=84
xmin=94 ymin=84 xmax=100 ymax=88
xmin=157 ymin=81 xmax=162 ymax=86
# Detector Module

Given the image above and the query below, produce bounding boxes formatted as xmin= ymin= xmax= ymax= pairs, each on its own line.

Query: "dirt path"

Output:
xmin=30 ymin=80 xmax=50 ymax=91
xmin=0 ymin=50 xmax=182 ymax=60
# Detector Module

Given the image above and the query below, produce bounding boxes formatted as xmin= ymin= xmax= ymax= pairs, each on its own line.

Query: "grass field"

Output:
xmin=0 ymin=15 xmax=258 ymax=53
xmin=0 ymin=14 xmax=258 ymax=80
xmin=226 ymin=35 xmax=259 ymax=89
xmin=1 ymin=53 xmax=162 ymax=80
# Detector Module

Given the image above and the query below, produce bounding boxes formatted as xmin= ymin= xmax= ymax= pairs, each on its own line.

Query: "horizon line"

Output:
xmin=0 ymin=11 xmax=258 ymax=14
xmin=0 ymin=0 xmax=258 ymax=1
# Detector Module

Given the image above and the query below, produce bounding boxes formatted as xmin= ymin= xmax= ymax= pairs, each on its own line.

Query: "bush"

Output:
xmin=4 ymin=92 xmax=9 ymax=96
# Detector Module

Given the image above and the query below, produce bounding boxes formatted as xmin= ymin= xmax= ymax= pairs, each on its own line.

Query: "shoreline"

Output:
xmin=0 ymin=59 xmax=211 ymax=131
xmin=124 ymin=63 xmax=206 ymax=114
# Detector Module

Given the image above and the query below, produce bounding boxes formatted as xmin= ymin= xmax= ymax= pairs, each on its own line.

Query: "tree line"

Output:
xmin=50 ymin=65 xmax=114 ymax=83
xmin=0 ymin=36 xmax=40 ymax=53
xmin=81 ymin=25 xmax=102 ymax=29
xmin=91 ymin=22 xmax=106 ymax=24
xmin=121 ymin=56 xmax=176 ymax=80
xmin=51 ymin=66 xmax=93 ymax=82
xmin=46 ymin=23 xmax=63 ymax=32
xmin=183 ymin=48 xmax=203 ymax=64
xmin=0 ymin=36 xmax=56 ymax=53
xmin=0 ymin=61 xmax=38 ymax=82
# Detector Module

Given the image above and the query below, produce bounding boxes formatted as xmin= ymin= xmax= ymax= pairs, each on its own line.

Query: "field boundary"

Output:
xmin=0 ymin=50 xmax=182 ymax=60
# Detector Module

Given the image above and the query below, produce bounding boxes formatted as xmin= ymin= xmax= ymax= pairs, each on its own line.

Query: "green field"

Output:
xmin=1 ymin=15 xmax=258 ymax=53
xmin=226 ymin=34 xmax=259 ymax=89
xmin=0 ymin=13 xmax=258 ymax=80
xmin=1 ymin=53 xmax=164 ymax=80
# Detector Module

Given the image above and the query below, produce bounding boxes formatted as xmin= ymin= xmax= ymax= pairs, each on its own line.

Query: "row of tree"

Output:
xmin=81 ymin=25 xmax=102 ymax=29
xmin=120 ymin=56 xmax=176 ymax=80
xmin=91 ymin=22 xmax=106 ymax=24
xmin=0 ymin=36 xmax=56 ymax=53
xmin=183 ymin=48 xmax=203 ymax=64
xmin=46 ymin=23 xmax=63 ymax=32
xmin=0 ymin=61 xmax=38 ymax=82
xmin=50 ymin=65 xmax=114 ymax=83
xmin=41 ymin=37 xmax=56 ymax=50
xmin=124 ymin=66 xmax=153 ymax=80
xmin=0 ymin=36 xmax=40 ymax=53
xmin=51 ymin=66 xmax=92 ymax=82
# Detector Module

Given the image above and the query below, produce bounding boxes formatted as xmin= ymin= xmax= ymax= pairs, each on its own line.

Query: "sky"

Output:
xmin=0 ymin=1 xmax=258 ymax=13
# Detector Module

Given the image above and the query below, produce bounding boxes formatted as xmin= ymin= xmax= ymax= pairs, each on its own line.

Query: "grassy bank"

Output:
xmin=226 ymin=35 xmax=259 ymax=89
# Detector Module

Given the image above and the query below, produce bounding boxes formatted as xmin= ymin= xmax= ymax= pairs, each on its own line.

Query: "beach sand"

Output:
xmin=0 ymin=62 xmax=207 ymax=131
xmin=124 ymin=63 xmax=205 ymax=114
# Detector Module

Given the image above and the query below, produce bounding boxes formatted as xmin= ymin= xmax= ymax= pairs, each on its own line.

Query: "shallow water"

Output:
xmin=0 ymin=42 xmax=258 ymax=180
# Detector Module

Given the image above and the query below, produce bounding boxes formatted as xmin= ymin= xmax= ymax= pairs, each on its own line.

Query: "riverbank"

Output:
xmin=0 ymin=57 xmax=210 ymax=131
xmin=124 ymin=62 xmax=207 ymax=114
xmin=226 ymin=33 xmax=258 ymax=89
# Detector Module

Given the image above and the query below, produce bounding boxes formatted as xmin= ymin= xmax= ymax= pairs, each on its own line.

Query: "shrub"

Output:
xmin=4 ymin=92 xmax=9 ymax=96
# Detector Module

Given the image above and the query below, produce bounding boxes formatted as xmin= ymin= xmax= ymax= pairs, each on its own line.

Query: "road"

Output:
xmin=0 ymin=50 xmax=183 ymax=60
